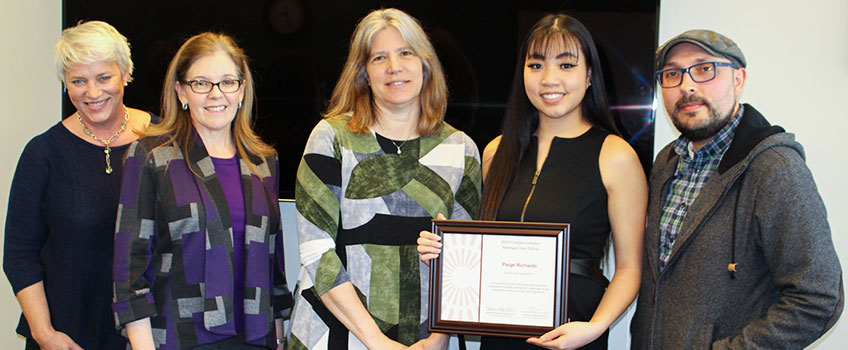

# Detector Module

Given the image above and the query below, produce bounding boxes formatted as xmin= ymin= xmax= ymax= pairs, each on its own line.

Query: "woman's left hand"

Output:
xmin=407 ymin=332 xmax=449 ymax=350
xmin=417 ymin=213 xmax=446 ymax=265
xmin=525 ymin=321 xmax=605 ymax=350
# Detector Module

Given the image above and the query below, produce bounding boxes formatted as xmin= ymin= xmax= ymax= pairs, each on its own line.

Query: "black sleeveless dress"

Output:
xmin=481 ymin=127 xmax=611 ymax=350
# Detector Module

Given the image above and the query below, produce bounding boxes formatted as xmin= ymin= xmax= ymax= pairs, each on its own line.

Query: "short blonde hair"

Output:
xmin=54 ymin=20 xmax=134 ymax=83
xmin=142 ymin=32 xmax=273 ymax=176
xmin=324 ymin=8 xmax=447 ymax=136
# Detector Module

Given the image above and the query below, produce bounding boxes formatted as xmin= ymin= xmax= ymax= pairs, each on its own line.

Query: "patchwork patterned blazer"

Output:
xmin=287 ymin=117 xmax=481 ymax=349
xmin=112 ymin=134 xmax=291 ymax=349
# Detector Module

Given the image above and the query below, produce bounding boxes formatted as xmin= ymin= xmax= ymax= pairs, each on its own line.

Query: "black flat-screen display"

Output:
xmin=63 ymin=0 xmax=659 ymax=199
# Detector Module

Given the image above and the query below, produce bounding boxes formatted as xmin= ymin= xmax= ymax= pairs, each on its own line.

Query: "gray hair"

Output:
xmin=54 ymin=20 xmax=134 ymax=83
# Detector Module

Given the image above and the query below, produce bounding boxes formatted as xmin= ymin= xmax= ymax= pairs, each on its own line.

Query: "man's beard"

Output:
xmin=671 ymin=95 xmax=733 ymax=142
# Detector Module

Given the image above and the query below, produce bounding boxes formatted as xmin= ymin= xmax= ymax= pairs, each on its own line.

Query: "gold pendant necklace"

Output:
xmin=78 ymin=107 xmax=130 ymax=174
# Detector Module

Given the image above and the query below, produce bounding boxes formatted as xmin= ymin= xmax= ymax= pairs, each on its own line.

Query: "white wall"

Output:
xmin=2 ymin=1 xmax=846 ymax=349
xmin=0 ymin=0 xmax=62 ymax=347
xmin=654 ymin=1 xmax=848 ymax=349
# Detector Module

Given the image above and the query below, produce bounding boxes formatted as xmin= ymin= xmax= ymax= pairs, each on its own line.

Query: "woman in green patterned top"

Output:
xmin=287 ymin=8 xmax=481 ymax=350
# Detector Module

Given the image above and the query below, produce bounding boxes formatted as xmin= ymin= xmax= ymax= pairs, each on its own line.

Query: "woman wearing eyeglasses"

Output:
xmin=112 ymin=32 xmax=291 ymax=350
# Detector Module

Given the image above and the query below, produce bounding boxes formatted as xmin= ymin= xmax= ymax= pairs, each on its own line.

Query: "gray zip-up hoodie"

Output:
xmin=631 ymin=104 xmax=843 ymax=349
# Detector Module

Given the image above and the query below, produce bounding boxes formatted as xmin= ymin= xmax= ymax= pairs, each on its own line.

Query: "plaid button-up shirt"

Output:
xmin=658 ymin=105 xmax=744 ymax=271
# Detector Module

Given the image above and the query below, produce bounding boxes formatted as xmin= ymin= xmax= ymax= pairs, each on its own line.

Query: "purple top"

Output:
xmin=211 ymin=156 xmax=246 ymax=333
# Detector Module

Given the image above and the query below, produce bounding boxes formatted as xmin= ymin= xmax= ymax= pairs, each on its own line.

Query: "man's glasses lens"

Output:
xmin=658 ymin=62 xmax=721 ymax=88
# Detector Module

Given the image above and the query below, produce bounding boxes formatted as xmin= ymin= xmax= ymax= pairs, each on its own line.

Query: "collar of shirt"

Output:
xmin=672 ymin=104 xmax=745 ymax=162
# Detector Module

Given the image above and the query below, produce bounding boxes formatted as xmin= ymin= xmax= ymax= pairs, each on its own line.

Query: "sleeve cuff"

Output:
xmin=112 ymin=291 xmax=158 ymax=329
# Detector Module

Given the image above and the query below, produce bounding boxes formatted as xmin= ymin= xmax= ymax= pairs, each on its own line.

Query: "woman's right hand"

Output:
xmin=16 ymin=283 xmax=83 ymax=350
xmin=32 ymin=329 xmax=84 ymax=350
xmin=369 ymin=337 xmax=407 ymax=350
xmin=408 ymin=332 xmax=450 ymax=350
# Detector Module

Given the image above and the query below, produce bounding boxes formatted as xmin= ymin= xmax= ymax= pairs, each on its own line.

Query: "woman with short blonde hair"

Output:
xmin=4 ymin=20 xmax=155 ymax=350
xmin=54 ymin=20 xmax=134 ymax=83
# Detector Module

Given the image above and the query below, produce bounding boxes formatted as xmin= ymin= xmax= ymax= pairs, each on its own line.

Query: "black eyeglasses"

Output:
xmin=180 ymin=79 xmax=242 ymax=93
xmin=656 ymin=62 xmax=739 ymax=88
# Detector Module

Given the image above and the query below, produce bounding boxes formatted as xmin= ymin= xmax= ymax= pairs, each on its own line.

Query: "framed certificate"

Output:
xmin=428 ymin=220 xmax=570 ymax=338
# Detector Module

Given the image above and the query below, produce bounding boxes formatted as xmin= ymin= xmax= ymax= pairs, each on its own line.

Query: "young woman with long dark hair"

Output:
xmin=419 ymin=14 xmax=647 ymax=349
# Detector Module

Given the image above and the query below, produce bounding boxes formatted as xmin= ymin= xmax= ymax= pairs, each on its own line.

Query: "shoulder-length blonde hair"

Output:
xmin=142 ymin=32 xmax=274 ymax=175
xmin=324 ymin=8 xmax=447 ymax=136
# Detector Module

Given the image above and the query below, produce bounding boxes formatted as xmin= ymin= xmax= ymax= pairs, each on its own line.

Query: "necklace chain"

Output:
xmin=390 ymin=139 xmax=409 ymax=154
xmin=77 ymin=107 xmax=130 ymax=174
xmin=376 ymin=124 xmax=413 ymax=155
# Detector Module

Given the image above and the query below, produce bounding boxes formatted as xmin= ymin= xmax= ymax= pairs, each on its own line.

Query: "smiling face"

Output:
xmin=365 ymin=27 xmax=424 ymax=115
xmin=661 ymin=42 xmax=746 ymax=144
xmin=523 ymin=37 xmax=590 ymax=123
xmin=65 ymin=60 xmax=128 ymax=125
xmin=176 ymin=50 xmax=244 ymax=139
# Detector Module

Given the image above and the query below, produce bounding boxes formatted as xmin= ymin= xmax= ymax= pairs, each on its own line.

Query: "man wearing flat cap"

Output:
xmin=630 ymin=29 xmax=843 ymax=349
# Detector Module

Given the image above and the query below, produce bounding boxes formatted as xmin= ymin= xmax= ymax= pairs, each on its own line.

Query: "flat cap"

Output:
xmin=656 ymin=29 xmax=746 ymax=69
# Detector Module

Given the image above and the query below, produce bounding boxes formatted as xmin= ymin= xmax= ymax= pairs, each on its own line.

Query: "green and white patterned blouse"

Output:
xmin=288 ymin=116 xmax=481 ymax=349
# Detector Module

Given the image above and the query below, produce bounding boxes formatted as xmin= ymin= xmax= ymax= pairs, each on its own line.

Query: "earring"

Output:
xmin=62 ymin=84 xmax=67 ymax=93
xmin=238 ymin=101 xmax=242 ymax=109
xmin=182 ymin=103 xmax=188 ymax=110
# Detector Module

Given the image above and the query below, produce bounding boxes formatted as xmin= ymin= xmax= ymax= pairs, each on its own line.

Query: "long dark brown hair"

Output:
xmin=479 ymin=14 xmax=618 ymax=220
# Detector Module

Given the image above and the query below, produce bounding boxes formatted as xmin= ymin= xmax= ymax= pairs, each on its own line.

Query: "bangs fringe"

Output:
xmin=527 ymin=31 xmax=582 ymax=61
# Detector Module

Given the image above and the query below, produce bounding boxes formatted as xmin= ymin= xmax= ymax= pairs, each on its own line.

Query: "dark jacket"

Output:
xmin=631 ymin=104 xmax=843 ymax=349
xmin=112 ymin=135 xmax=291 ymax=349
